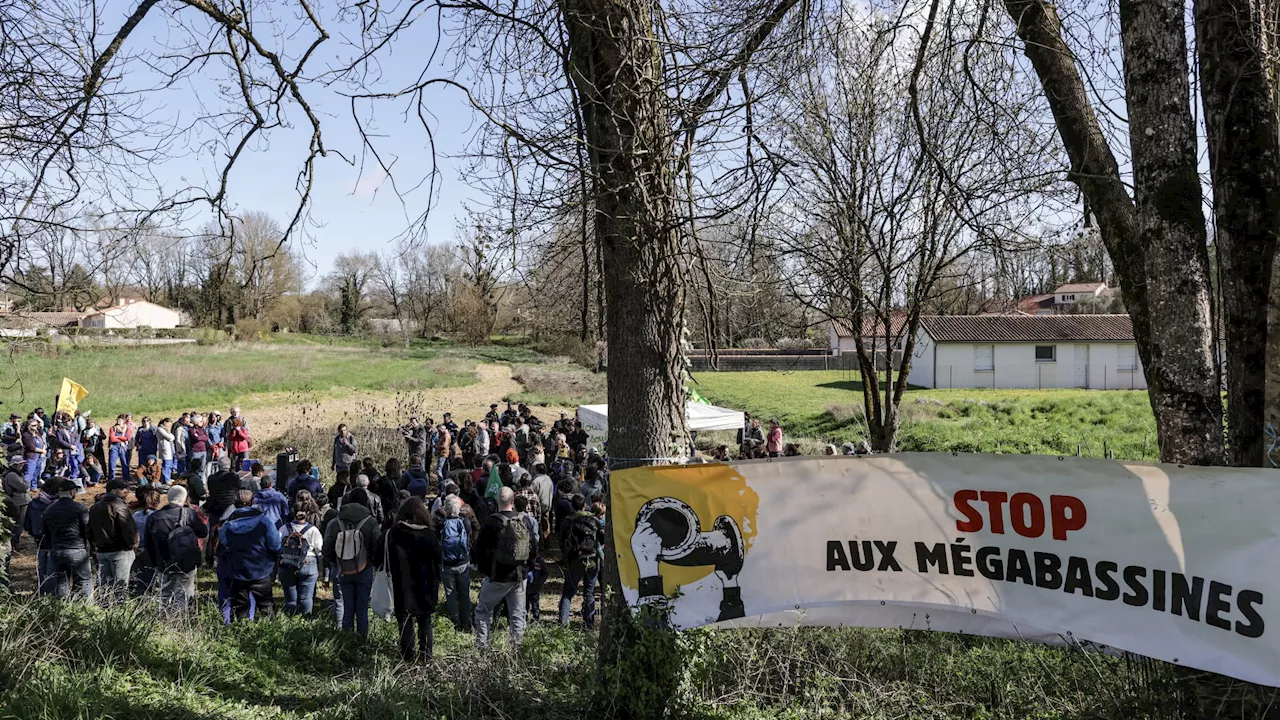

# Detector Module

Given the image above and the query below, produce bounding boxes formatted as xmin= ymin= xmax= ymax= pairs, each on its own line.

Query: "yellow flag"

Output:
xmin=56 ymin=378 xmax=88 ymax=416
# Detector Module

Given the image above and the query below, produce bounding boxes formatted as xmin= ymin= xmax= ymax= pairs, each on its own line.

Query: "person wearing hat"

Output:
xmin=765 ymin=418 xmax=784 ymax=458
xmin=40 ymin=478 xmax=93 ymax=600
xmin=88 ymin=479 xmax=138 ymax=603
xmin=484 ymin=404 xmax=500 ymax=428
xmin=3 ymin=455 xmax=30 ymax=551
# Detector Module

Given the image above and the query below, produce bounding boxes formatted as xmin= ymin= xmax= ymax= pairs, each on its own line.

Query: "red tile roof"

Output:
xmin=829 ymin=314 xmax=910 ymax=339
xmin=920 ymin=314 xmax=1133 ymax=343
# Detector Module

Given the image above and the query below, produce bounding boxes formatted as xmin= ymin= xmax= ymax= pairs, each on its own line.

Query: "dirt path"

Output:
xmin=240 ymin=363 xmax=566 ymax=444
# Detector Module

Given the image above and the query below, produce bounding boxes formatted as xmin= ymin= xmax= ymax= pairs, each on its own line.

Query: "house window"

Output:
xmin=1118 ymin=344 xmax=1137 ymax=372
xmin=1034 ymin=345 xmax=1056 ymax=362
xmin=974 ymin=344 xmax=994 ymax=372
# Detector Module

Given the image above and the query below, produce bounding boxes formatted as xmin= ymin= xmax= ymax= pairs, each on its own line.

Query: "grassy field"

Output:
xmin=694 ymin=370 xmax=1158 ymax=459
xmin=0 ymin=340 xmax=481 ymax=421
xmin=0 ymin=596 xmax=1210 ymax=720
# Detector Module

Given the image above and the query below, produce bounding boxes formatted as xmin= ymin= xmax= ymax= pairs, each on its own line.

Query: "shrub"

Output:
xmin=232 ymin=318 xmax=270 ymax=342
xmin=775 ymin=336 xmax=812 ymax=351
xmin=194 ymin=327 xmax=229 ymax=346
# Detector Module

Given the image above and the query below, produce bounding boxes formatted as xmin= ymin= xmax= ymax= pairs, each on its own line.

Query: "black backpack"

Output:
xmin=167 ymin=508 xmax=202 ymax=573
xmin=563 ymin=514 xmax=600 ymax=567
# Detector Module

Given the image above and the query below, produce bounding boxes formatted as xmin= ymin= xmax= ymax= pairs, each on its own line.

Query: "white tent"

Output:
xmin=576 ymin=402 xmax=745 ymax=442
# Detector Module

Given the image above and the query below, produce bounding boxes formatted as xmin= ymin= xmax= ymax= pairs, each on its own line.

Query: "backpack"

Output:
xmin=492 ymin=513 xmax=531 ymax=570
xmin=279 ymin=522 xmax=313 ymax=569
xmin=440 ymin=517 xmax=469 ymax=566
xmin=406 ymin=473 xmax=429 ymax=497
xmin=563 ymin=514 xmax=601 ymax=567
xmin=167 ymin=508 xmax=203 ymax=573
xmin=335 ymin=516 xmax=372 ymax=575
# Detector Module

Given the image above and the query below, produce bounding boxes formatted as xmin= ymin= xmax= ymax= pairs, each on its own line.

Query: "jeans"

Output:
xmin=108 ymin=445 xmax=128 ymax=481
xmin=475 ymin=578 xmax=527 ymax=648
xmin=176 ymin=456 xmax=188 ymax=474
xmin=280 ymin=561 xmax=319 ymax=616
xmin=96 ymin=550 xmax=135 ymax=604
xmin=66 ymin=454 xmax=81 ymax=480
xmin=161 ymin=459 xmax=176 ymax=484
xmin=24 ymin=457 xmax=41 ymax=490
xmin=132 ymin=558 xmax=158 ymax=597
xmin=338 ymin=566 xmax=374 ymax=636
xmin=435 ymin=456 xmax=448 ymax=482
xmin=50 ymin=547 xmax=94 ymax=600
xmin=160 ymin=569 xmax=197 ymax=608
xmin=442 ymin=563 xmax=474 ymax=631
xmin=560 ymin=563 xmax=600 ymax=629
xmin=231 ymin=576 xmax=275 ymax=620
xmin=35 ymin=548 xmax=56 ymax=595
xmin=396 ymin=612 xmax=434 ymax=662
xmin=189 ymin=452 xmax=207 ymax=478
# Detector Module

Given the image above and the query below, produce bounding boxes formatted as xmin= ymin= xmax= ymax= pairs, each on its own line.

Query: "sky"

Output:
xmin=113 ymin=0 xmax=486 ymax=285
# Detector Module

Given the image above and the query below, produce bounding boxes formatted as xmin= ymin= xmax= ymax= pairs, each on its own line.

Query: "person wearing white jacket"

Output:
xmin=156 ymin=419 xmax=177 ymax=485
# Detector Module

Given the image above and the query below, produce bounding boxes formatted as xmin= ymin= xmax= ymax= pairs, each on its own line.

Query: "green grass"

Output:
xmin=0 ymin=341 xmax=477 ymax=420
xmin=694 ymin=371 xmax=1158 ymax=459
xmin=0 ymin=595 xmax=1226 ymax=720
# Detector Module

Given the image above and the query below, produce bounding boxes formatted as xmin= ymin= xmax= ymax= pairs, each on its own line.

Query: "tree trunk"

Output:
xmin=1003 ymin=0 xmax=1224 ymax=464
xmin=561 ymin=0 xmax=689 ymax=678
xmin=1195 ymin=0 xmax=1280 ymax=467
xmin=1119 ymin=0 xmax=1224 ymax=465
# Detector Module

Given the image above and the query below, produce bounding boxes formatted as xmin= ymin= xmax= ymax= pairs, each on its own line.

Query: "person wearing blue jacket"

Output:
xmin=252 ymin=474 xmax=290 ymax=528
xmin=218 ymin=490 xmax=282 ymax=620
xmin=287 ymin=459 xmax=324 ymax=501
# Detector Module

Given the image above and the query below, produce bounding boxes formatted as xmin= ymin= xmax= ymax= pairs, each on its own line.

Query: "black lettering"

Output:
xmin=1063 ymin=556 xmax=1094 ymax=597
xmin=1006 ymin=549 xmax=1033 ymax=585
xmin=1152 ymin=569 xmax=1166 ymax=612
xmin=1206 ymin=581 xmax=1233 ymax=631
xmin=1237 ymin=591 xmax=1265 ymax=639
xmin=915 ymin=542 xmax=949 ymax=574
xmin=1034 ymin=552 xmax=1063 ymax=590
xmin=950 ymin=541 xmax=975 ymax=577
xmin=1123 ymin=566 xmax=1148 ymax=607
xmin=1171 ymin=574 xmax=1203 ymax=621
xmin=827 ymin=541 xmax=850 ymax=571
xmin=1094 ymin=561 xmax=1120 ymax=601
xmin=976 ymin=546 xmax=1003 ymax=581
xmin=849 ymin=541 xmax=875 ymax=571
xmin=874 ymin=541 xmax=902 ymax=571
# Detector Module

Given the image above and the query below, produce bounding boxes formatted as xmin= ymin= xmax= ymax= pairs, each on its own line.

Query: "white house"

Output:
xmin=79 ymin=298 xmax=184 ymax=330
xmin=910 ymin=314 xmax=1145 ymax=390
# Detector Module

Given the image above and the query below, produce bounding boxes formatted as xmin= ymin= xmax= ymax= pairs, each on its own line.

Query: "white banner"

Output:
xmin=610 ymin=454 xmax=1280 ymax=686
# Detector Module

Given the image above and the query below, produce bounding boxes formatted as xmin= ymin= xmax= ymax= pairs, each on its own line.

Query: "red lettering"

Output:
xmin=1010 ymin=492 xmax=1046 ymax=538
xmin=954 ymin=489 xmax=982 ymax=533
xmin=979 ymin=491 xmax=1009 ymax=535
xmin=1049 ymin=494 xmax=1087 ymax=541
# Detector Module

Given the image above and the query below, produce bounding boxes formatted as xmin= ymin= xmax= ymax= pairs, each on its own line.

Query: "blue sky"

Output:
xmin=116 ymin=2 xmax=484 ymax=285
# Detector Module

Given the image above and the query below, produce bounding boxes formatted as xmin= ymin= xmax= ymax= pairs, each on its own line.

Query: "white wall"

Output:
xmin=81 ymin=302 xmax=182 ymax=329
xmin=921 ymin=340 xmax=1146 ymax=390
xmin=907 ymin=328 xmax=934 ymax=388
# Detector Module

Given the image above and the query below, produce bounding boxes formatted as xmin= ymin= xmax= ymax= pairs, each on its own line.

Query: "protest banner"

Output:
xmin=611 ymin=454 xmax=1280 ymax=686
xmin=55 ymin=377 xmax=88 ymax=416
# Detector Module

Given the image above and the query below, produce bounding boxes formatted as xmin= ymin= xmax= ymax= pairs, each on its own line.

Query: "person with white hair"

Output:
xmin=144 ymin=484 xmax=209 ymax=608
xmin=345 ymin=474 xmax=385 ymax=527
xmin=472 ymin=486 xmax=538 ymax=648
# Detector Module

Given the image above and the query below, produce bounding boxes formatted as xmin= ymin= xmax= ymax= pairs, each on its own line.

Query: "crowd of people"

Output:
xmin=0 ymin=400 xmax=610 ymax=662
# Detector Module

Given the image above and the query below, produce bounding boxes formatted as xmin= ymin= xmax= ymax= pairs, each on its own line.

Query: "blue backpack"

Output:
xmin=440 ymin=517 xmax=469 ymax=566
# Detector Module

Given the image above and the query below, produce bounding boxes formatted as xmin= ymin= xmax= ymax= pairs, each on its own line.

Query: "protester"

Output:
xmin=323 ymin=487 xmax=378 ymax=637
xmin=253 ymin=473 xmax=290 ymax=527
xmin=438 ymin=494 xmax=474 ymax=632
xmin=278 ymin=506 xmax=323 ymax=615
xmin=219 ymin=490 xmax=281 ymax=620
xmin=374 ymin=497 xmax=441 ymax=661
xmin=4 ymin=457 xmax=29 ymax=550
xmin=156 ymin=419 xmax=177 ymax=484
xmin=332 ymin=424 xmax=358 ymax=475
xmin=242 ymin=462 xmax=266 ymax=492
xmin=88 ymin=479 xmax=139 ymax=603
xmin=402 ymin=455 xmax=430 ymax=497
xmin=144 ymin=484 xmax=208 ymax=608
xmin=22 ymin=419 xmax=46 ymax=490
xmin=349 ymin=474 xmax=384 ymax=527
xmin=473 ymin=486 xmax=537 ymax=648
xmin=205 ymin=455 xmax=242 ymax=522
xmin=287 ymin=459 xmax=323 ymax=500
xmin=766 ymin=418 xmax=784 ymax=457
xmin=107 ymin=416 xmax=129 ymax=481
xmin=559 ymin=493 xmax=605 ymax=629
xmin=40 ymin=478 xmax=93 ymax=600
xmin=23 ymin=479 xmax=54 ymax=594
xmin=131 ymin=486 xmax=165 ymax=595
xmin=226 ymin=417 xmax=252 ymax=472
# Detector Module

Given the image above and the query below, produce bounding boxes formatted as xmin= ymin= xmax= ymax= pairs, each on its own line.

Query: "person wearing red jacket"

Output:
xmin=107 ymin=416 xmax=130 ymax=482
xmin=227 ymin=417 xmax=252 ymax=473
